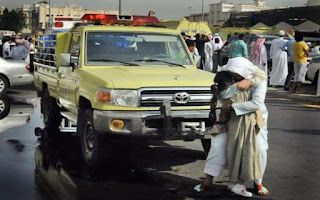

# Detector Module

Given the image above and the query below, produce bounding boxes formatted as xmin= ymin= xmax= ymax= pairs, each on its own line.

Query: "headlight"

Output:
xmin=96 ymin=89 xmax=138 ymax=107
xmin=112 ymin=90 xmax=138 ymax=107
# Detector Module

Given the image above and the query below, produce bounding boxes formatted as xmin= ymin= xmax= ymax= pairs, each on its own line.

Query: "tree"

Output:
xmin=0 ymin=8 xmax=26 ymax=33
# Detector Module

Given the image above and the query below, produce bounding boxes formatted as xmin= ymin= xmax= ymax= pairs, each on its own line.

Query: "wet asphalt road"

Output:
xmin=0 ymin=86 xmax=319 ymax=200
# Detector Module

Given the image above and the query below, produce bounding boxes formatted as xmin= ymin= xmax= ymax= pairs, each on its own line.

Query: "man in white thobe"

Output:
xmin=213 ymin=33 xmax=224 ymax=49
xmin=211 ymin=37 xmax=223 ymax=73
xmin=204 ymin=35 xmax=213 ymax=72
xmin=269 ymin=30 xmax=288 ymax=86
xmin=2 ymin=37 xmax=14 ymax=58
xmin=195 ymin=58 xmax=269 ymax=197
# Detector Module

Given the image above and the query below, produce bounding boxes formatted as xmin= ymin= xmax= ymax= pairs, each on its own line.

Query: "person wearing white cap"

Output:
xmin=269 ymin=30 xmax=288 ymax=87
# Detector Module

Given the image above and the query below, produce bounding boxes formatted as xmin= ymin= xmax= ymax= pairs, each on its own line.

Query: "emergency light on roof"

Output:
xmin=81 ymin=14 xmax=160 ymax=26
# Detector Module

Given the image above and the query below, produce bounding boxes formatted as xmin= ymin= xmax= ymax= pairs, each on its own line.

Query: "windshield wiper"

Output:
xmin=135 ymin=58 xmax=186 ymax=68
xmin=89 ymin=59 xmax=139 ymax=66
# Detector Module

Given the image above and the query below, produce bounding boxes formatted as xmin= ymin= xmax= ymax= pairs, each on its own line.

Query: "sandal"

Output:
xmin=194 ymin=183 xmax=209 ymax=192
xmin=254 ymin=183 xmax=270 ymax=196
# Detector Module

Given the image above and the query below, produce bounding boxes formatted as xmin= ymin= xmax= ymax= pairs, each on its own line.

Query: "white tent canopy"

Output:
xmin=295 ymin=20 xmax=320 ymax=32
xmin=250 ymin=22 xmax=270 ymax=30
xmin=274 ymin=22 xmax=294 ymax=31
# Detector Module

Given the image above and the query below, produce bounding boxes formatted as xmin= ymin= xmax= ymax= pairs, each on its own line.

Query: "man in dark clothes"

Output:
xmin=196 ymin=33 xmax=208 ymax=70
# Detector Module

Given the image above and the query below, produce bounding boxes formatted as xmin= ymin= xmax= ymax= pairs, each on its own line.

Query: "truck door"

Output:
xmin=58 ymin=32 xmax=81 ymax=113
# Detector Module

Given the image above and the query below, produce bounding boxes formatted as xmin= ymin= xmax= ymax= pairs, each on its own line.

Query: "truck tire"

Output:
xmin=41 ymin=88 xmax=62 ymax=129
xmin=201 ymin=139 xmax=211 ymax=159
xmin=0 ymin=74 xmax=9 ymax=95
xmin=79 ymin=108 xmax=113 ymax=167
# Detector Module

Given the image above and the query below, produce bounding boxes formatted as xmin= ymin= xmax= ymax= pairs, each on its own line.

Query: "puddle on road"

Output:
xmin=0 ymin=88 xmax=193 ymax=200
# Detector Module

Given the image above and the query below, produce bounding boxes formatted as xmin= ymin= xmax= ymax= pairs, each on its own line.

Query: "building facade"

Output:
xmin=307 ymin=0 xmax=320 ymax=6
xmin=185 ymin=13 xmax=209 ymax=23
xmin=16 ymin=5 xmax=33 ymax=34
xmin=208 ymin=1 xmax=273 ymax=27
xmin=0 ymin=6 xmax=5 ymax=15
xmin=19 ymin=1 xmax=118 ymax=34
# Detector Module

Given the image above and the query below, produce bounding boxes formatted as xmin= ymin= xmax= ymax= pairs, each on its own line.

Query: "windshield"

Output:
xmin=86 ymin=32 xmax=193 ymax=66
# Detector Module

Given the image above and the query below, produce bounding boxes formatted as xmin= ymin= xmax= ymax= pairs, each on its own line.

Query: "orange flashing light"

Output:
xmin=97 ymin=91 xmax=111 ymax=103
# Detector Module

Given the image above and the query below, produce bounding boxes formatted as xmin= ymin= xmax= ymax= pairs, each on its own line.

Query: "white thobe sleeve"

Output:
xmin=220 ymin=83 xmax=238 ymax=99
xmin=232 ymin=80 xmax=267 ymax=116
xmin=194 ymin=48 xmax=199 ymax=56
xmin=262 ymin=45 xmax=267 ymax=64
xmin=281 ymin=41 xmax=288 ymax=51
xmin=270 ymin=40 xmax=275 ymax=59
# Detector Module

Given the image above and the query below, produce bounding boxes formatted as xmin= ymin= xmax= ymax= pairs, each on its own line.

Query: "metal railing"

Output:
xmin=34 ymin=34 xmax=57 ymax=67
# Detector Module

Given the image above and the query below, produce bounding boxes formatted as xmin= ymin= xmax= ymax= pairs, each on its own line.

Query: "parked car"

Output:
xmin=0 ymin=96 xmax=34 ymax=133
xmin=219 ymin=34 xmax=289 ymax=76
xmin=0 ymin=57 xmax=33 ymax=95
xmin=306 ymin=56 xmax=320 ymax=85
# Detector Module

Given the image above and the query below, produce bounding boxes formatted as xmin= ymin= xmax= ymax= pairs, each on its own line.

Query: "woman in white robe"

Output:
xmin=269 ymin=30 xmax=288 ymax=86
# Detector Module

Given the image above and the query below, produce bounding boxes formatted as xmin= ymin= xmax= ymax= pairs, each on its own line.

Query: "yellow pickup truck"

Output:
xmin=34 ymin=14 xmax=214 ymax=167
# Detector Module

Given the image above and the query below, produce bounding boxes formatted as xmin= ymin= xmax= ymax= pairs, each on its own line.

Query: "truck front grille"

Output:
xmin=139 ymin=88 xmax=212 ymax=107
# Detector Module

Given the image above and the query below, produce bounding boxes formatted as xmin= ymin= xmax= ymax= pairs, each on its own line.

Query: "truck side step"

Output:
xmin=60 ymin=111 xmax=78 ymax=123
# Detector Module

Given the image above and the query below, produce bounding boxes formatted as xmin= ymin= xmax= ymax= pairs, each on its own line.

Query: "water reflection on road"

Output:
xmin=0 ymin=87 xmax=201 ymax=200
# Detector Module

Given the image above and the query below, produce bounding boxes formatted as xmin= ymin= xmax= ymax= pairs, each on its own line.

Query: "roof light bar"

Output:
xmin=81 ymin=14 xmax=160 ymax=26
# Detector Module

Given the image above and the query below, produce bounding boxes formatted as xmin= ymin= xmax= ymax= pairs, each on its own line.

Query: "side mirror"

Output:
xmin=60 ymin=53 xmax=71 ymax=67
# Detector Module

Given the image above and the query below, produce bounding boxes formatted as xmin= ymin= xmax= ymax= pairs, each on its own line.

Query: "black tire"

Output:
xmin=0 ymin=74 xmax=9 ymax=95
xmin=41 ymin=88 xmax=62 ymax=129
xmin=201 ymin=139 xmax=211 ymax=159
xmin=79 ymin=108 xmax=113 ymax=167
xmin=0 ymin=97 xmax=10 ymax=120
xmin=312 ymin=71 xmax=319 ymax=87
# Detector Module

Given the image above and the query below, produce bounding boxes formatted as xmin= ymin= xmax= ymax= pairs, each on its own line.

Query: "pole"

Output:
xmin=48 ymin=0 xmax=51 ymax=28
xmin=201 ymin=0 xmax=204 ymax=21
xmin=317 ymin=72 xmax=320 ymax=97
xmin=119 ymin=0 xmax=122 ymax=15
xmin=188 ymin=6 xmax=192 ymax=16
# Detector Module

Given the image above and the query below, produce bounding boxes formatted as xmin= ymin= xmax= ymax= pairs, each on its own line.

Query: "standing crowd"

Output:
xmin=2 ymin=35 xmax=35 ymax=72
xmin=185 ymin=30 xmax=317 ymax=94
xmin=186 ymin=29 xmax=315 ymax=198
xmin=183 ymin=32 xmax=224 ymax=73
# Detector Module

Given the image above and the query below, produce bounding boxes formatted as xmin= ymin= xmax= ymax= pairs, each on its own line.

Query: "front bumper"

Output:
xmin=93 ymin=109 xmax=211 ymax=140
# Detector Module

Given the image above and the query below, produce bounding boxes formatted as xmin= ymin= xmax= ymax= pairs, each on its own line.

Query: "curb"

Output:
xmin=267 ymin=88 xmax=320 ymax=104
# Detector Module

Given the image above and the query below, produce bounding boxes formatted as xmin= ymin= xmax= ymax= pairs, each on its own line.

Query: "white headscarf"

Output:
xmin=222 ymin=57 xmax=255 ymax=79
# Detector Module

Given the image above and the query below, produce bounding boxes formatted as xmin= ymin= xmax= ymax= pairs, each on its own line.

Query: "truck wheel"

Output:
xmin=41 ymin=88 xmax=62 ymax=129
xmin=79 ymin=108 xmax=112 ymax=167
xmin=201 ymin=139 xmax=211 ymax=159
xmin=0 ymin=74 xmax=9 ymax=95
